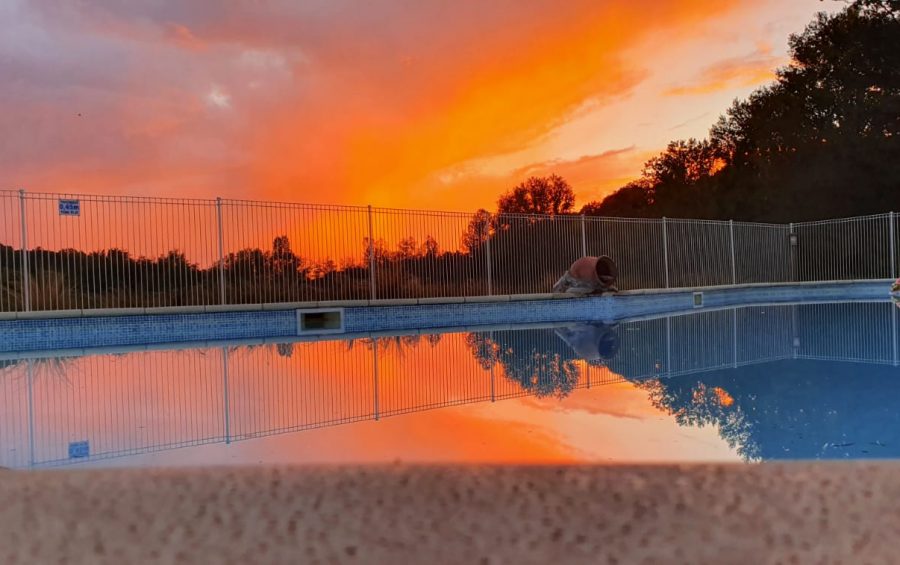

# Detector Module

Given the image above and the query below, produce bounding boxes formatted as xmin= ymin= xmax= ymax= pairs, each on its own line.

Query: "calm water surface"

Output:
xmin=2 ymin=301 xmax=898 ymax=468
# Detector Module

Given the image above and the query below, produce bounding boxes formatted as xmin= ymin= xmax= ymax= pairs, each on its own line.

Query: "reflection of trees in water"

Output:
xmin=276 ymin=343 xmax=295 ymax=358
xmin=466 ymin=330 xmax=581 ymax=398
xmin=349 ymin=334 xmax=443 ymax=356
xmin=0 ymin=356 xmax=76 ymax=388
xmin=638 ymin=378 xmax=760 ymax=461
xmin=226 ymin=333 xmax=446 ymax=361
xmin=637 ymin=360 xmax=900 ymax=461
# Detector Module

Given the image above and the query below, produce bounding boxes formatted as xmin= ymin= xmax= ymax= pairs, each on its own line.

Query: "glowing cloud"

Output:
xmin=206 ymin=86 xmax=231 ymax=109
xmin=0 ymin=0 xmax=836 ymax=208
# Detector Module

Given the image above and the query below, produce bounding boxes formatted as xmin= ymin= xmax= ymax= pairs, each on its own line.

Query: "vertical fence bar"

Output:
xmin=665 ymin=315 xmax=672 ymax=375
xmin=732 ymin=308 xmax=738 ymax=368
xmin=373 ymin=339 xmax=380 ymax=420
xmin=367 ymin=205 xmax=376 ymax=300
xmin=489 ymin=331 xmax=496 ymax=402
xmin=893 ymin=305 xmax=898 ymax=367
xmin=789 ymin=222 xmax=797 ymax=282
xmin=791 ymin=304 xmax=799 ymax=359
xmin=729 ymin=219 xmax=736 ymax=285
xmin=662 ymin=217 xmax=670 ymax=289
xmin=485 ymin=220 xmax=493 ymax=296
xmin=580 ymin=214 xmax=587 ymax=258
xmin=222 ymin=347 xmax=231 ymax=444
xmin=215 ymin=198 xmax=226 ymax=305
xmin=26 ymin=359 xmax=35 ymax=468
xmin=18 ymin=189 xmax=30 ymax=312
xmin=890 ymin=212 xmax=896 ymax=279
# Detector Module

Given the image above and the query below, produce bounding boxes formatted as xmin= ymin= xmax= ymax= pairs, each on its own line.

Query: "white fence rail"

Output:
xmin=0 ymin=189 xmax=896 ymax=312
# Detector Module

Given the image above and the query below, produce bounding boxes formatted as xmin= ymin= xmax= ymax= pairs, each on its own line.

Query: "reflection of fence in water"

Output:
xmin=2 ymin=301 xmax=897 ymax=468
xmin=0 ymin=352 xmax=227 ymax=470
xmin=3 ymin=190 xmax=898 ymax=312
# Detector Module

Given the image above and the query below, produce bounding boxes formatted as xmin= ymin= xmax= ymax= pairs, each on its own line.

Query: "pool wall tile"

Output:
xmin=0 ymin=311 xmax=298 ymax=353
xmin=0 ymin=281 xmax=890 ymax=353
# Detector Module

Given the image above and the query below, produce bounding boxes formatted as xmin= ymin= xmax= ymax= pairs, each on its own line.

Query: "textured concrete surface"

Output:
xmin=1 ymin=463 xmax=897 ymax=564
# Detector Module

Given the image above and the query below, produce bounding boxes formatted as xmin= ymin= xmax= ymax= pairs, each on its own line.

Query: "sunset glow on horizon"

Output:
xmin=1 ymin=0 xmax=837 ymax=212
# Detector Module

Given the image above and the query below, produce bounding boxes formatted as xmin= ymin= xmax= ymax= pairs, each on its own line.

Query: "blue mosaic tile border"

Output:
xmin=341 ymin=299 xmax=614 ymax=333
xmin=0 ymin=281 xmax=890 ymax=353
xmin=609 ymin=281 xmax=890 ymax=320
xmin=0 ymin=311 xmax=297 ymax=353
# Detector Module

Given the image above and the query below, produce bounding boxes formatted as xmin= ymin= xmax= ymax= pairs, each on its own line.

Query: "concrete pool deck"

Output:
xmin=1 ymin=463 xmax=896 ymax=564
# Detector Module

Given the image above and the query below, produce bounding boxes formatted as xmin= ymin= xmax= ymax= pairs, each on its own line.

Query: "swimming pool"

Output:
xmin=3 ymin=297 xmax=897 ymax=468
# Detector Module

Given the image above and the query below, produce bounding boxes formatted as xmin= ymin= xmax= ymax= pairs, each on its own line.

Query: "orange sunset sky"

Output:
xmin=1 ymin=0 xmax=838 ymax=211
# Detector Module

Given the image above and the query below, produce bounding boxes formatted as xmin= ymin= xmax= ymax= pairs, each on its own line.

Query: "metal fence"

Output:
xmin=1 ymin=189 xmax=897 ymax=312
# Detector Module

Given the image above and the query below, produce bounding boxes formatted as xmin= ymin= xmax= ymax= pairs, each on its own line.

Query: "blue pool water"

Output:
xmin=1 ymin=300 xmax=898 ymax=468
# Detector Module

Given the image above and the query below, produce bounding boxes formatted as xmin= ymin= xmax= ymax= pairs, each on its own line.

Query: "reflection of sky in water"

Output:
xmin=2 ymin=301 xmax=899 ymax=469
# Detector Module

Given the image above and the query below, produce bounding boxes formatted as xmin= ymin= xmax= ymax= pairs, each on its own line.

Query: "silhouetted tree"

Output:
xmin=397 ymin=236 xmax=419 ymax=259
xmin=461 ymin=209 xmax=494 ymax=253
xmin=580 ymin=181 xmax=654 ymax=217
xmin=582 ymin=0 xmax=900 ymax=222
xmin=420 ymin=235 xmax=439 ymax=258
xmin=271 ymin=236 xmax=302 ymax=274
xmin=497 ymin=174 xmax=575 ymax=216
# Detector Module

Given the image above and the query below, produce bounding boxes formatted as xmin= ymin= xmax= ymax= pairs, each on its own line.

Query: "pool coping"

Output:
xmin=0 ymin=279 xmax=892 ymax=355
xmin=0 ymin=278 xmax=890 ymax=320
xmin=0 ymin=294 xmax=892 ymax=362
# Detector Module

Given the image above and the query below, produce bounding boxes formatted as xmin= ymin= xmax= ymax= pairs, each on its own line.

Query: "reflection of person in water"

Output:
xmin=553 ymin=323 xmax=620 ymax=363
xmin=466 ymin=323 xmax=620 ymax=399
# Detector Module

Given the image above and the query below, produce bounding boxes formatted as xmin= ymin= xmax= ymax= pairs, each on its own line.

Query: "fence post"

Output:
xmin=665 ymin=315 xmax=672 ymax=376
xmin=215 ymin=197 xmax=226 ymax=305
xmin=580 ymin=214 xmax=587 ymax=257
xmin=26 ymin=359 xmax=34 ymax=468
xmin=890 ymin=212 xmax=896 ymax=279
xmin=373 ymin=341 xmax=380 ymax=420
xmin=489 ymin=332 xmax=496 ymax=402
xmin=485 ymin=218 xmax=493 ymax=296
xmin=662 ymin=217 xmax=670 ymax=289
xmin=18 ymin=189 xmax=30 ymax=312
xmin=893 ymin=306 xmax=898 ymax=367
xmin=729 ymin=219 xmax=736 ymax=285
xmin=222 ymin=347 xmax=231 ymax=444
xmin=791 ymin=304 xmax=799 ymax=359
xmin=732 ymin=309 xmax=738 ymax=369
xmin=789 ymin=222 xmax=797 ymax=282
xmin=367 ymin=205 xmax=376 ymax=300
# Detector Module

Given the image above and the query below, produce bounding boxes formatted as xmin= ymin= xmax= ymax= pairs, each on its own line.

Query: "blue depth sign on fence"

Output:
xmin=58 ymin=199 xmax=80 ymax=216
xmin=68 ymin=441 xmax=90 ymax=459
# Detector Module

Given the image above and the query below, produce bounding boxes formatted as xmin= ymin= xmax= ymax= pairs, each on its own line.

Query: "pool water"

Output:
xmin=1 ymin=301 xmax=898 ymax=468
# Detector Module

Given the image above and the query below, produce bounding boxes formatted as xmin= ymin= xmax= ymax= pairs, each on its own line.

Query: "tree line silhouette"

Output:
xmin=577 ymin=0 xmax=900 ymax=222
xmin=487 ymin=2 xmax=900 ymax=223
xmin=0 ymin=212 xmax=586 ymax=310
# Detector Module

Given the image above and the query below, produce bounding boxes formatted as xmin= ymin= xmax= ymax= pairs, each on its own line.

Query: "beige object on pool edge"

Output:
xmin=552 ymin=255 xmax=618 ymax=296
